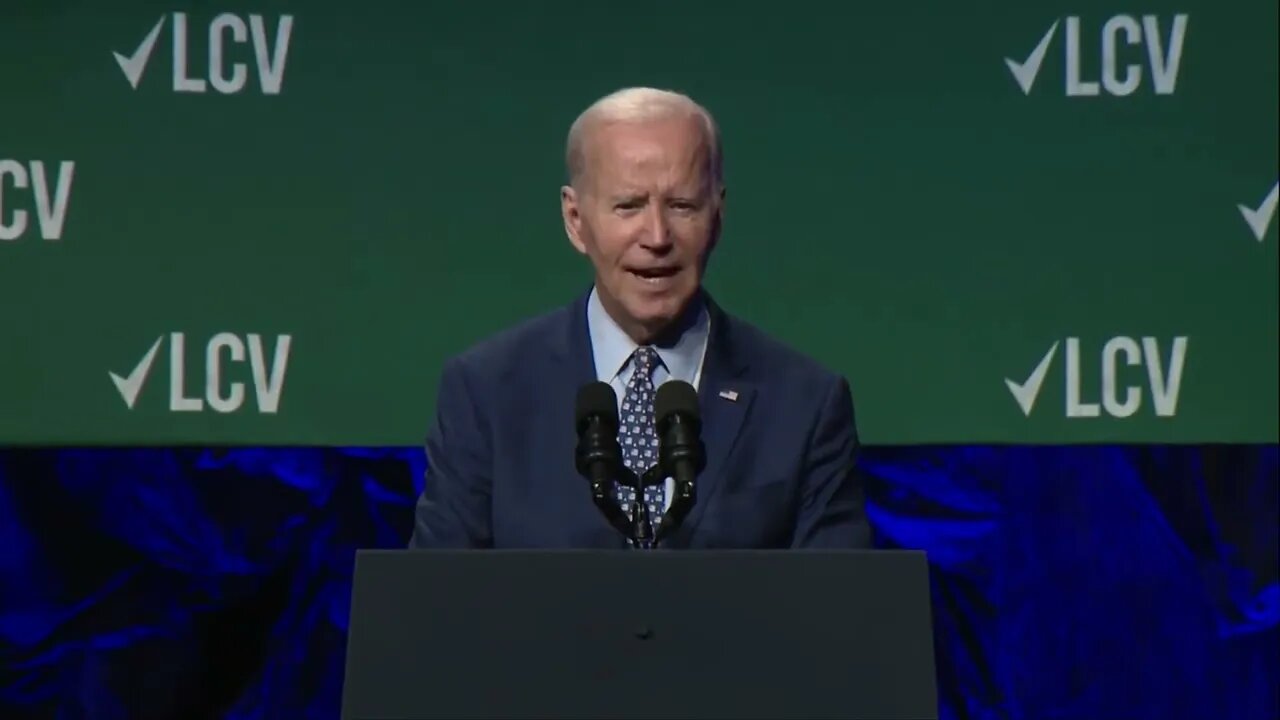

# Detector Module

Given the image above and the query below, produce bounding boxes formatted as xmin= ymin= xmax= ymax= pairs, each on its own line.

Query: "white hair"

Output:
xmin=564 ymin=87 xmax=723 ymax=192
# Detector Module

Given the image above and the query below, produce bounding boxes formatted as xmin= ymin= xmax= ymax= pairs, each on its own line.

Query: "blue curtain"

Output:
xmin=1 ymin=445 xmax=1276 ymax=719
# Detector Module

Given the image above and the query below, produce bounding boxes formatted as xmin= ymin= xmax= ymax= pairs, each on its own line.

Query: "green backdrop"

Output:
xmin=2 ymin=1 xmax=1276 ymax=445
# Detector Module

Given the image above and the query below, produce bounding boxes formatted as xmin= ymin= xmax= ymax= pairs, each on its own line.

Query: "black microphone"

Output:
xmin=575 ymin=381 xmax=622 ymax=490
xmin=574 ymin=382 xmax=636 ymax=543
xmin=655 ymin=380 xmax=705 ymax=519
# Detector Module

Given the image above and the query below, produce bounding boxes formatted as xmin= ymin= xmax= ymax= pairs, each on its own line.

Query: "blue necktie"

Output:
xmin=616 ymin=346 xmax=665 ymax=526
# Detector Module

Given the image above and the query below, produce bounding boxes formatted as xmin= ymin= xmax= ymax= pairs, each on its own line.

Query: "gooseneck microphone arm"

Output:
xmin=574 ymin=381 xmax=656 ymax=548
xmin=652 ymin=380 xmax=705 ymax=544
xmin=587 ymin=466 xmax=634 ymax=541
xmin=574 ymin=382 xmax=635 ymax=543
xmin=653 ymin=467 xmax=696 ymax=544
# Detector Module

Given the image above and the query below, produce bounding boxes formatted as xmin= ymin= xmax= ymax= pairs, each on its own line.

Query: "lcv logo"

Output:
xmin=112 ymin=13 xmax=294 ymax=94
xmin=110 ymin=332 xmax=293 ymax=413
xmin=0 ymin=160 xmax=75 ymax=241
xmin=1006 ymin=14 xmax=1189 ymax=96
xmin=1005 ymin=336 xmax=1189 ymax=418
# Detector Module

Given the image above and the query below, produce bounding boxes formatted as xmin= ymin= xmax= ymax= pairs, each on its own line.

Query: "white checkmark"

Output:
xmin=1005 ymin=341 xmax=1059 ymax=416
xmin=1005 ymin=20 xmax=1059 ymax=95
xmin=109 ymin=336 xmax=163 ymax=409
xmin=1238 ymin=181 xmax=1279 ymax=242
xmin=113 ymin=16 xmax=166 ymax=90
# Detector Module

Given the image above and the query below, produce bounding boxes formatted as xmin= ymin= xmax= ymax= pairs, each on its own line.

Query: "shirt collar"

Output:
xmin=586 ymin=286 xmax=709 ymax=384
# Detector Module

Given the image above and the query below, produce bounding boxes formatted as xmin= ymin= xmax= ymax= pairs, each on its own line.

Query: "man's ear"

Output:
xmin=561 ymin=185 xmax=587 ymax=255
xmin=709 ymin=186 xmax=726 ymax=252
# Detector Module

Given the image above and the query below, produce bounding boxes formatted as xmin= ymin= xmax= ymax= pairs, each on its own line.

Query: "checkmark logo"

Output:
xmin=109 ymin=336 xmax=163 ymax=409
xmin=1005 ymin=341 xmax=1059 ymax=416
xmin=113 ymin=16 xmax=166 ymax=90
xmin=1238 ymin=181 xmax=1279 ymax=242
xmin=1005 ymin=20 xmax=1059 ymax=95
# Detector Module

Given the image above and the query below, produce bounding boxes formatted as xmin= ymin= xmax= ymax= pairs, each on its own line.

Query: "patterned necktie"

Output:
xmin=616 ymin=346 xmax=665 ymax=526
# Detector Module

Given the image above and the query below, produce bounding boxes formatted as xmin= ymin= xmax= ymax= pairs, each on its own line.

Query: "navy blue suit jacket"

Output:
xmin=409 ymin=292 xmax=871 ymax=549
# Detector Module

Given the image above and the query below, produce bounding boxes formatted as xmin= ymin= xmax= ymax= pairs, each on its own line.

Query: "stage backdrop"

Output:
xmin=2 ymin=0 xmax=1277 ymax=445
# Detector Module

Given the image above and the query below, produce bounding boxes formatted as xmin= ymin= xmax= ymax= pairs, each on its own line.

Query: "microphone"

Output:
xmin=574 ymin=382 xmax=636 ymax=543
xmin=575 ymin=381 xmax=622 ymax=491
xmin=655 ymin=380 xmax=704 ymax=538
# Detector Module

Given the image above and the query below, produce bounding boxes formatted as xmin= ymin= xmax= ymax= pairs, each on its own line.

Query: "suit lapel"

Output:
xmin=672 ymin=297 xmax=753 ymax=546
xmin=556 ymin=287 xmax=599 ymax=386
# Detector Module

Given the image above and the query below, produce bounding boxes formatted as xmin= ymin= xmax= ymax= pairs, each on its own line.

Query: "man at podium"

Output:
xmin=409 ymin=87 xmax=870 ymax=551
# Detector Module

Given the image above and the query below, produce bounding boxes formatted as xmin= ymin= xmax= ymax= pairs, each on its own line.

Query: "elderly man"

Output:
xmin=410 ymin=87 xmax=870 ymax=549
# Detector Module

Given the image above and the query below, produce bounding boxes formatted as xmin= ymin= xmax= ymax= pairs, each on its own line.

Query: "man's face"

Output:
xmin=561 ymin=114 xmax=723 ymax=343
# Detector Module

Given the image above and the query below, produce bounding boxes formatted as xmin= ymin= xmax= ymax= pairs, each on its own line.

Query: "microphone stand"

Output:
xmin=590 ymin=464 xmax=694 ymax=550
xmin=629 ymin=467 xmax=662 ymax=549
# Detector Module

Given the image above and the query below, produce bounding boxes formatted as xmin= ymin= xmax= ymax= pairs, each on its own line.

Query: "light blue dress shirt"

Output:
xmin=586 ymin=286 xmax=711 ymax=511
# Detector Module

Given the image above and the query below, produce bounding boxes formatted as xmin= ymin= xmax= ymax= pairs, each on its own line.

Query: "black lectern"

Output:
xmin=341 ymin=549 xmax=938 ymax=720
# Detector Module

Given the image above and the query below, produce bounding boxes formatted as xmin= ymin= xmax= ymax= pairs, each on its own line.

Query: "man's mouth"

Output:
xmin=629 ymin=266 xmax=680 ymax=283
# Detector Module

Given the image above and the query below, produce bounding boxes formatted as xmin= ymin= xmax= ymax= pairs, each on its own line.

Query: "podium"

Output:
xmin=341 ymin=549 xmax=938 ymax=720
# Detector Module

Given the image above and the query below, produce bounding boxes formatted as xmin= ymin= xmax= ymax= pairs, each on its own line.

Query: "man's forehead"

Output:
xmin=584 ymin=122 xmax=710 ymax=183
xmin=591 ymin=162 xmax=710 ymax=198
xmin=588 ymin=116 xmax=705 ymax=153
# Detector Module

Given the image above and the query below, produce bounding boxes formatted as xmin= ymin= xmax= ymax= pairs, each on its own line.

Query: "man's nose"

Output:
xmin=640 ymin=206 xmax=673 ymax=249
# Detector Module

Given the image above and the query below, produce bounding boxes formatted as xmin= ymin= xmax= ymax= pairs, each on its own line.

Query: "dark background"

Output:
xmin=1 ymin=445 xmax=1275 ymax=719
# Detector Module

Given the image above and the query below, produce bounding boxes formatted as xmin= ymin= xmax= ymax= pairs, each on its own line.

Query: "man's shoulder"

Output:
xmin=722 ymin=310 xmax=847 ymax=391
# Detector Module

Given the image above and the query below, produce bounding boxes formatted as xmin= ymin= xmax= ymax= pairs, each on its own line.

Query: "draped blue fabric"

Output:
xmin=1 ymin=446 xmax=1276 ymax=719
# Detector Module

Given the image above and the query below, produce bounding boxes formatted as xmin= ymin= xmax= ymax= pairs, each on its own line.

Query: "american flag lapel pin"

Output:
xmin=718 ymin=389 xmax=739 ymax=402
